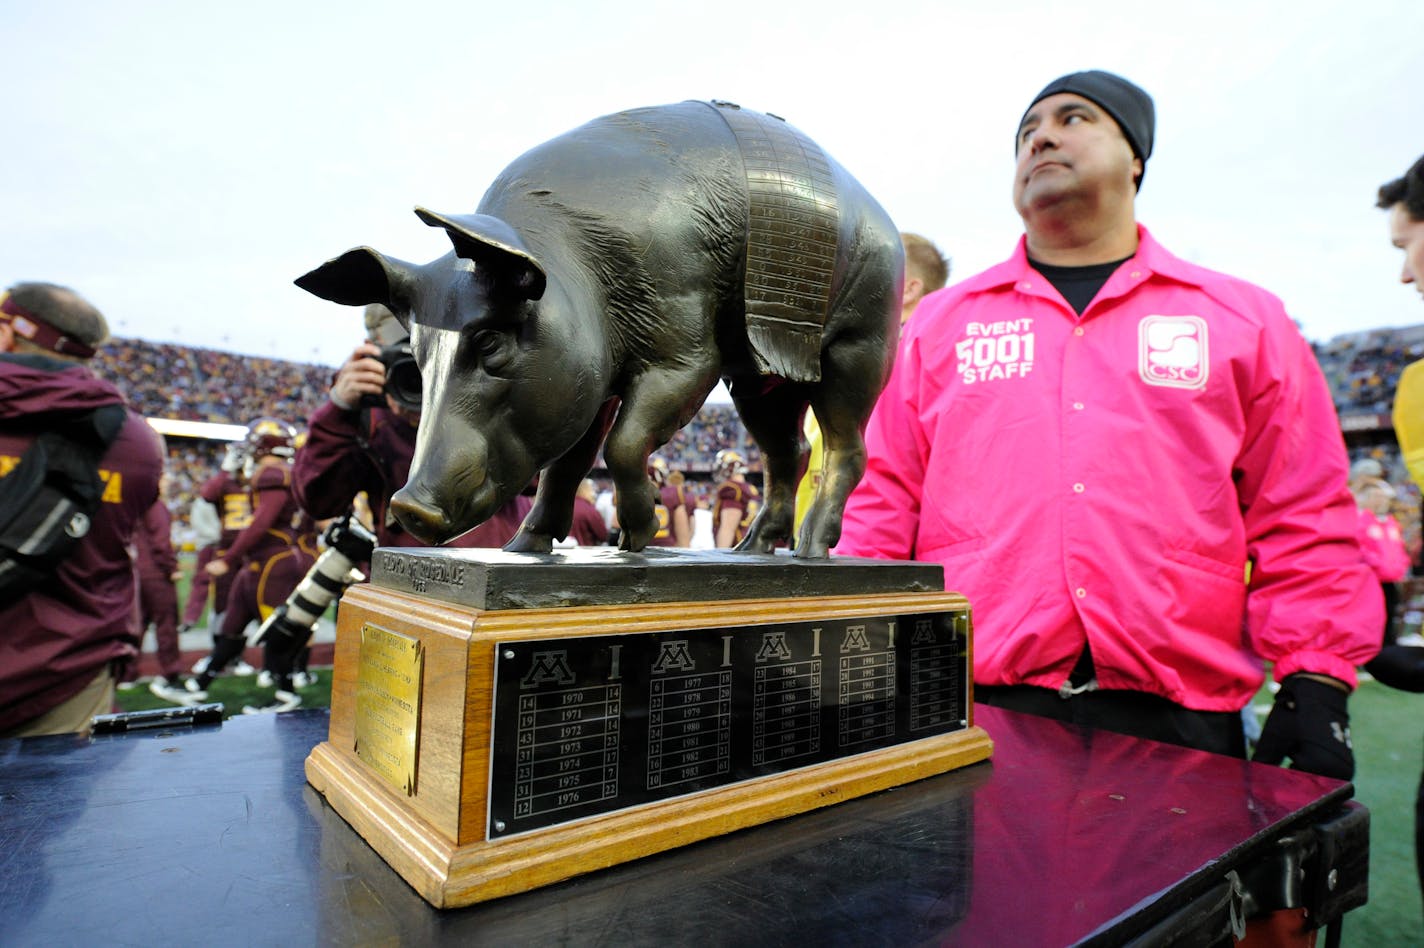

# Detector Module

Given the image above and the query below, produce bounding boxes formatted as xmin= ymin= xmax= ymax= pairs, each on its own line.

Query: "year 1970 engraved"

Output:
xmin=512 ymin=684 xmax=621 ymax=820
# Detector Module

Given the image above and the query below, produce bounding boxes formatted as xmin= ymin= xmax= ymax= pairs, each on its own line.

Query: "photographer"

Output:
xmin=292 ymin=305 xmax=528 ymax=548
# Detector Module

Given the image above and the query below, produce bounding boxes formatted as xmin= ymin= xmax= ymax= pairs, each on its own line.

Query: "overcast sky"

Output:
xmin=4 ymin=0 xmax=1421 ymax=379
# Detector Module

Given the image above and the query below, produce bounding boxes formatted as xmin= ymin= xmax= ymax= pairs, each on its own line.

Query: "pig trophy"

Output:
xmin=295 ymin=100 xmax=902 ymax=558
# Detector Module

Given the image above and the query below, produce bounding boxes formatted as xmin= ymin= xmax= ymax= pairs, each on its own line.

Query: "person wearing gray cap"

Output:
xmin=838 ymin=70 xmax=1379 ymax=782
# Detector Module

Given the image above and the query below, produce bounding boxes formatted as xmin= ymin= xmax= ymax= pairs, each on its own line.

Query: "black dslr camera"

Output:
xmin=372 ymin=339 xmax=421 ymax=412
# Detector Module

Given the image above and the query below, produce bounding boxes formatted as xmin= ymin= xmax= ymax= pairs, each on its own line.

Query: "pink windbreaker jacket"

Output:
xmin=837 ymin=226 xmax=1382 ymax=711
xmin=1356 ymin=509 xmax=1410 ymax=583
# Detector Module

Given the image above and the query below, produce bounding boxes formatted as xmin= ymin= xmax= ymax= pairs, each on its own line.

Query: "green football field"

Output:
xmin=1321 ymin=677 xmax=1422 ymax=945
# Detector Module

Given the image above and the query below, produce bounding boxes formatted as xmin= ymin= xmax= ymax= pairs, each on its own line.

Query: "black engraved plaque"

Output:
xmin=487 ymin=609 xmax=970 ymax=837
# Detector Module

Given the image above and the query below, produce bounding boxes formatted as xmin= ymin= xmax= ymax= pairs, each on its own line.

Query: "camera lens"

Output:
xmin=386 ymin=360 xmax=422 ymax=411
xmin=379 ymin=342 xmax=423 ymax=412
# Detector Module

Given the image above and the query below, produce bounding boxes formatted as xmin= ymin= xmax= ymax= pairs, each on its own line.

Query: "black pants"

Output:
xmin=975 ymin=684 xmax=1247 ymax=759
xmin=1361 ymin=645 xmax=1424 ymax=913
xmin=1384 ymin=581 xmax=1401 ymax=644
xmin=1417 ymin=748 xmax=1424 ymax=922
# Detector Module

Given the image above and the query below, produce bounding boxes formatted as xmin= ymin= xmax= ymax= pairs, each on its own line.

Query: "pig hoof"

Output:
xmin=504 ymin=531 xmax=554 ymax=554
xmin=618 ymin=533 xmax=650 ymax=553
xmin=792 ymin=541 xmax=830 ymax=559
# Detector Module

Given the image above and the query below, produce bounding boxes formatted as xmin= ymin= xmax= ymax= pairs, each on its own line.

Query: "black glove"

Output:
xmin=1364 ymin=644 xmax=1424 ymax=693
xmin=1252 ymin=675 xmax=1353 ymax=781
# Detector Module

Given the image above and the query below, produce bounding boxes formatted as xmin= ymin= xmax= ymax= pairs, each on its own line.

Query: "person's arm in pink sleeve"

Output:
xmin=1237 ymin=320 xmax=1384 ymax=688
xmin=1383 ymin=516 xmax=1412 ymax=581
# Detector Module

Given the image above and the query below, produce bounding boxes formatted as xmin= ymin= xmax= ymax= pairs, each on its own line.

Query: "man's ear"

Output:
xmin=902 ymin=277 xmax=924 ymax=307
xmin=0 ymin=321 xmax=15 ymax=353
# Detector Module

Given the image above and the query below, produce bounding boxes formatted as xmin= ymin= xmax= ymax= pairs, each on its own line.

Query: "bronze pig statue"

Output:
xmin=296 ymin=100 xmax=902 ymax=558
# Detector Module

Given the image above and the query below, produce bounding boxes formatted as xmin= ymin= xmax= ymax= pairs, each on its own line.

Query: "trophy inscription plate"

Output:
xmin=488 ymin=609 xmax=969 ymax=837
xmin=354 ymin=622 xmax=425 ymax=795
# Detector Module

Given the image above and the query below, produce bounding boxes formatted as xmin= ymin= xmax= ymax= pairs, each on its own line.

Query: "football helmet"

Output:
xmin=243 ymin=418 xmax=297 ymax=462
xmin=648 ymin=455 xmax=670 ymax=487
xmin=714 ymin=449 xmax=747 ymax=482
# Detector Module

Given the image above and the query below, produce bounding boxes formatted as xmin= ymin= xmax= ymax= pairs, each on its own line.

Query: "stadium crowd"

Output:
xmin=92 ymin=328 xmax=1424 ymax=545
xmin=1315 ymin=326 xmax=1424 ymax=417
xmin=103 ymin=331 xmax=1424 ymax=441
xmin=94 ymin=336 xmax=764 ymax=526
xmin=93 ymin=338 xmax=333 ymax=424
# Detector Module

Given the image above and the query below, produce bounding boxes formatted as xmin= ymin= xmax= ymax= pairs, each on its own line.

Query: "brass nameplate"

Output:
xmin=354 ymin=622 xmax=424 ymax=795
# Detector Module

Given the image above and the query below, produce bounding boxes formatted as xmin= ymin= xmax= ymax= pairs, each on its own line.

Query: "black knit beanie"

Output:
xmin=1020 ymin=70 xmax=1155 ymax=189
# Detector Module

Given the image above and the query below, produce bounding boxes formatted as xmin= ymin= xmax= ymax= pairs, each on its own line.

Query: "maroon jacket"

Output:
xmin=134 ymin=497 xmax=178 ymax=580
xmin=569 ymin=497 xmax=609 ymax=546
xmin=293 ymin=400 xmax=528 ymax=548
xmin=0 ymin=353 xmax=164 ymax=730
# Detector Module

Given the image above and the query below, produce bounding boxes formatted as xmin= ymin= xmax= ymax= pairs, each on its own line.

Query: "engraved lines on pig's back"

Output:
xmin=716 ymin=105 xmax=839 ymax=382
xmin=721 ymin=112 xmax=837 ymax=315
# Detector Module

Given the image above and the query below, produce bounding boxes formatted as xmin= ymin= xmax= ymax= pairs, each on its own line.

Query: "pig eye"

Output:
xmin=470 ymin=329 xmax=511 ymax=372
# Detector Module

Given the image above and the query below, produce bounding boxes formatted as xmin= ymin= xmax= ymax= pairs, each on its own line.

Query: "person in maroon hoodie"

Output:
xmin=0 ymin=282 xmax=164 ymax=738
xmin=568 ymin=479 xmax=609 ymax=546
xmin=135 ymin=480 xmax=187 ymax=696
xmin=158 ymin=419 xmax=314 ymax=708
xmin=179 ymin=447 xmax=251 ymax=640
xmin=292 ymin=304 xmax=529 ymax=549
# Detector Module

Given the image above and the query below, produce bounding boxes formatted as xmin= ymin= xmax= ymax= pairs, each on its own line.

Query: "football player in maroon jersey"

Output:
xmin=156 ymin=419 xmax=315 ymax=710
xmin=712 ymin=449 xmax=759 ymax=549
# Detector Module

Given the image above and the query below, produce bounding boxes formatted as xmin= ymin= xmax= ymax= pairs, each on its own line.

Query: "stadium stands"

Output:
xmin=95 ymin=327 xmax=1424 ymax=564
xmin=93 ymin=338 xmax=761 ymax=525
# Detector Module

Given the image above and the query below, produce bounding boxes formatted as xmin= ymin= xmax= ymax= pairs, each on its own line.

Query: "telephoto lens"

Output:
xmin=378 ymin=341 xmax=422 ymax=412
xmin=244 ymin=513 xmax=378 ymax=713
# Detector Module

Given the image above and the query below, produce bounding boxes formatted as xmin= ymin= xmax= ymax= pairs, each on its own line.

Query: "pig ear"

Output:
xmin=294 ymin=247 xmax=415 ymax=315
xmin=414 ymin=207 xmax=547 ymax=301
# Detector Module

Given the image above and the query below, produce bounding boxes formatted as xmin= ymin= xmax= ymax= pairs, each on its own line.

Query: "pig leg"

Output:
xmin=728 ymin=381 xmax=810 ymax=554
xmin=606 ymin=367 xmax=719 ymax=552
xmin=796 ymin=344 xmax=886 ymax=558
xmin=505 ymin=399 xmax=619 ymax=553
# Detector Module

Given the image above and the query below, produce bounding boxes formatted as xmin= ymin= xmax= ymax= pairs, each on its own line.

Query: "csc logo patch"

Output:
xmin=1139 ymin=315 xmax=1208 ymax=390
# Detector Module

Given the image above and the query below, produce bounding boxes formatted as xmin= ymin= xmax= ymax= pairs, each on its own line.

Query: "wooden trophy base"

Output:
xmin=305 ymin=549 xmax=992 ymax=908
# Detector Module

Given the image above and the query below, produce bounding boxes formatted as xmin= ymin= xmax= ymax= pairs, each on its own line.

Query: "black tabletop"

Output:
xmin=0 ymin=705 xmax=1355 ymax=947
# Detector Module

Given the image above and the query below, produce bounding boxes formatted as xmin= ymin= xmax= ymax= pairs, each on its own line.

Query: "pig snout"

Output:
xmin=390 ymin=485 xmax=460 ymax=545
xmin=391 ymin=440 xmax=511 ymax=545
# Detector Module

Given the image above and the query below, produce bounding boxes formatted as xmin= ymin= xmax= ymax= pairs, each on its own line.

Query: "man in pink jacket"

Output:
xmin=836 ymin=70 xmax=1381 ymax=780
